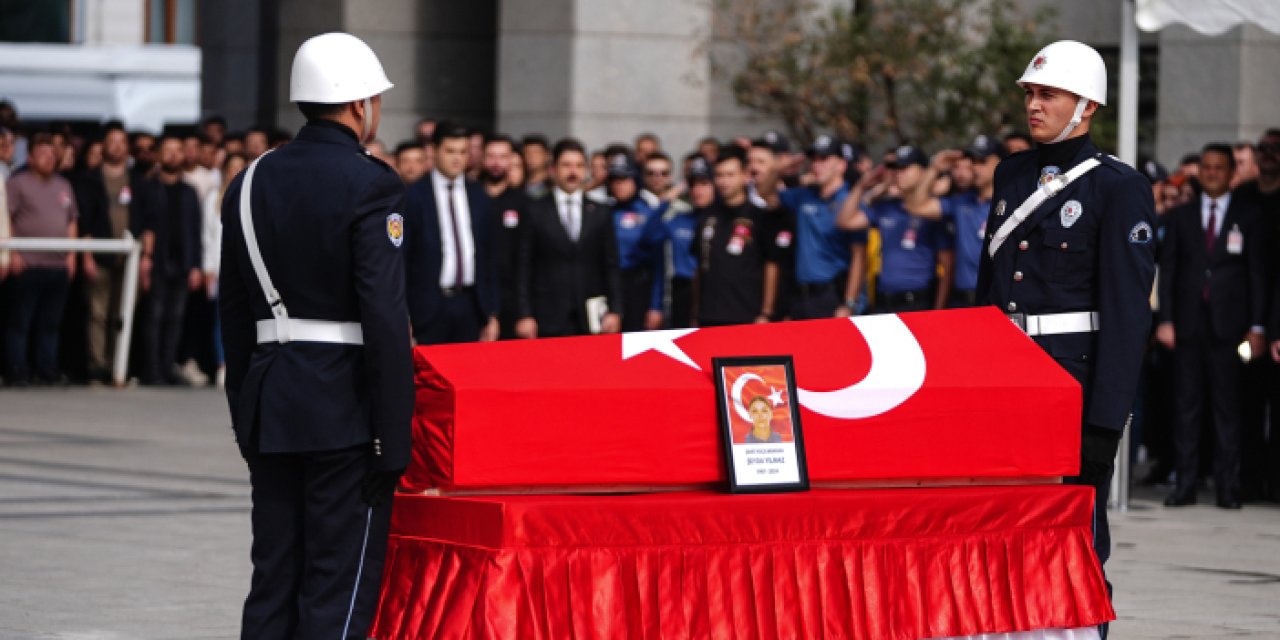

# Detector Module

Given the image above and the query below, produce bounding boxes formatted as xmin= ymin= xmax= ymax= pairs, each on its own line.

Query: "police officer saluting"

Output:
xmin=977 ymin=40 xmax=1156 ymax=624
xmin=219 ymin=33 xmax=413 ymax=639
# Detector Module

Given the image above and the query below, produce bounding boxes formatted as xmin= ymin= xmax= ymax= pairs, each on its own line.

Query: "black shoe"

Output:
xmin=1216 ymin=491 xmax=1242 ymax=509
xmin=1164 ymin=487 xmax=1197 ymax=506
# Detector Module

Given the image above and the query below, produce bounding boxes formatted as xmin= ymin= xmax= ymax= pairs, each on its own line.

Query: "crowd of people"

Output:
xmin=1 ymin=97 xmax=1278 ymax=504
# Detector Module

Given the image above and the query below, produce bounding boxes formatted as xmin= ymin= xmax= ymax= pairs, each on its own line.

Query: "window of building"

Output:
xmin=147 ymin=0 xmax=197 ymax=44
xmin=0 ymin=0 xmax=72 ymax=43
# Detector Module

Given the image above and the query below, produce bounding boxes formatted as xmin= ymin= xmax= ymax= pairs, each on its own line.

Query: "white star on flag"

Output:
xmin=768 ymin=386 xmax=786 ymax=407
xmin=621 ymin=329 xmax=700 ymax=370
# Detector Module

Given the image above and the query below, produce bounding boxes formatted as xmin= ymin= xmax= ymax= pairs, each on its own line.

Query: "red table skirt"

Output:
xmin=371 ymin=486 xmax=1112 ymax=640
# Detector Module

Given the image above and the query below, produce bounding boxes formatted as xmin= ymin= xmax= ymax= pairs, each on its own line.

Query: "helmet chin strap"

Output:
xmin=1050 ymin=97 xmax=1090 ymax=144
xmin=359 ymin=97 xmax=373 ymax=143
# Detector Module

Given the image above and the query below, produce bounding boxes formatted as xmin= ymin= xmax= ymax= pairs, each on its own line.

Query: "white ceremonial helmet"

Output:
xmin=289 ymin=32 xmax=393 ymax=104
xmin=1017 ymin=40 xmax=1107 ymax=143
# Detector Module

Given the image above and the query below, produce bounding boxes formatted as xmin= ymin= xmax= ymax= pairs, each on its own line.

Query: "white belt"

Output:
xmin=256 ymin=319 xmax=364 ymax=345
xmin=1008 ymin=311 xmax=1099 ymax=336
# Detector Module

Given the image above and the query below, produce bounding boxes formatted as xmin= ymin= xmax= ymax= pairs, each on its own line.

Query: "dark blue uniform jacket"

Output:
xmin=978 ymin=137 xmax=1157 ymax=432
xmin=219 ymin=121 xmax=414 ymax=471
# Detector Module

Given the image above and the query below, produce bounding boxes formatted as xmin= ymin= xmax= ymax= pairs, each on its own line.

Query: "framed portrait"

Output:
xmin=712 ymin=356 xmax=809 ymax=493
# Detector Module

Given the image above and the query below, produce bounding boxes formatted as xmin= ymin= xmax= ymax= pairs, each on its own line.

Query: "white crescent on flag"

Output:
xmin=796 ymin=315 xmax=926 ymax=419
xmin=729 ymin=372 xmax=765 ymax=422
xmin=621 ymin=314 xmax=926 ymax=420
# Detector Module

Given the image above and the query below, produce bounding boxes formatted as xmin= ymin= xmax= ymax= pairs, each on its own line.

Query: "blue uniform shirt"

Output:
xmin=612 ymin=197 xmax=669 ymax=310
xmin=939 ymin=191 xmax=990 ymax=292
xmin=863 ymin=198 xmax=948 ymax=294
xmin=664 ymin=206 xmax=698 ymax=279
xmin=779 ymin=184 xmax=865 ymax=284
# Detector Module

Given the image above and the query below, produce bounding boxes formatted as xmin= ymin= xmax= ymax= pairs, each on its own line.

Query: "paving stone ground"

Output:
xmin=0 ymin=388 xmax=1277 ymax=639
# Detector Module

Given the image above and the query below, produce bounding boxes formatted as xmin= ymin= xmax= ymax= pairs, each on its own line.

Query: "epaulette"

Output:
xmin=357 ymin=148 xmax=396 ymax=173
xmin=1096 ymin=152 xmax=1138 ymax=174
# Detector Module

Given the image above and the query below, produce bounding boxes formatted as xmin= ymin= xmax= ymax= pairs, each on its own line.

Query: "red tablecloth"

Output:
xmin=371 ymin=485 xmax=1112 ymax=639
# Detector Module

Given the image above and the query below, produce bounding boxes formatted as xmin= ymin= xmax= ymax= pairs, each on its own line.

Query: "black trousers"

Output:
xmin=1241 ymin=358 xmax=1280 ymax=500
xmin=4 ymin=267 xmax=70 ymax=382
xmin=875 ymin=288 xmax=932 ymax=314
xmin=1047 ymin=351 xmax=1118 ymax=568
xmin=620 ymin=268 xmax=653 ymax=332
xmin=414 ymin=288 xmax=483 ymax=346
xmin=669 ymin=277 xmax=693 ymax=329
xmin=144 ymin=271 xmax=189 ymax=383
xmin=243 ymin=446 xmax=394 ymax=640
xmin=791 ymin=282 xmax=841 ymax=320
xmin=1172 ymin=325 xmax=1243 ymax=498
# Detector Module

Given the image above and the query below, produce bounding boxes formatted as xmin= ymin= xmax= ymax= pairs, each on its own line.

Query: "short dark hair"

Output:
xmin=604 ymin=143 xmax=632 ymax=161
xmin=484 ymin=133 xmax=515 ymax=150
xmin=552 ymin=137 xmax=586 ymax=163
xmin=521 ymin=134 xmax=550 ymax=150
xmin=1179 ymin=153 xmax=1200 ymax=166
xmin=715 ymin=144 xmax=747 ymax=168
xmin=183 ymin=131 xmax=210 ymax=144
xmin=1201 ymin=143 xmax=1236 ymax=169
xmin=102 ymin=121 xmax=126 ymax=137
xmin=1234 ymin=141 xmax=1255 ymax=152
xmin=394 ymin=141 xmax=422 ymax=157
xmin=432 ymin=120 xmax=470 ymax=146
xmin=200 ymin=114 xmax=227 ymax=128
xmin=645 ymin=151 xmax=671 ymax=165
xmin=1263 ymin=128 xmax=1280 ymax=140
xmin=158 ymin=131 xmax=184 ymax=146
xmin=28 ymin=132 xmax=54 ymax=148
xmin=635 ymin=132 xmax=660 ymax=145
xmin=296 ymin=101 xmax=345 ymax=122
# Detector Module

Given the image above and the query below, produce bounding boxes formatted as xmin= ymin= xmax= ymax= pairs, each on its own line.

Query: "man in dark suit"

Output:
xmin=1157 ymin=143 xmax=1268 ymax=509
xmin=403 ymin=121 xmax=498 ymax=345
xmin=136 ymin=133 xmax=203 ymax=385
xmin=219 ymin=33 xmax=413 ymax=639
xmin=516 ymin=138 xmax=622 ymax=338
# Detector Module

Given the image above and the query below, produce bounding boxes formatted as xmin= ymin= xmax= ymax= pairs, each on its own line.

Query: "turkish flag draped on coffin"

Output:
xmin=404 ymin=307 xmax=1081 ymax=492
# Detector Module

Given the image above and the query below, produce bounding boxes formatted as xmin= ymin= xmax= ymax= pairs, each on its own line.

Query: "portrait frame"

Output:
xmin=712 ymin=355 xmax=809 ymax=494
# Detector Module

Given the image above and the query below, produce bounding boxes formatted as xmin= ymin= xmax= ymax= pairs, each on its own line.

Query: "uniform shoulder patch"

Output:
xmin=386 ymin=212 xmax=405 ymax=247
xmin=1128 ymin=220 xmax=1153 ymax=244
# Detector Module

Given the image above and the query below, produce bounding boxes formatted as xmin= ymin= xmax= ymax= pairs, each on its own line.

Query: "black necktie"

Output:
xmin=447 ymin=181 xmax=464 ymax=287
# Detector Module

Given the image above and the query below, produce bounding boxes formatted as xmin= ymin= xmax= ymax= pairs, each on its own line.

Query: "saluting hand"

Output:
xmin=1271 ymin=340 xmax=1280 ymax=363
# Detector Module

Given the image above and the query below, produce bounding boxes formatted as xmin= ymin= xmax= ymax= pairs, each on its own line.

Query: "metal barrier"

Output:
xmin=0 ymin=235 xmax=142 ymax=387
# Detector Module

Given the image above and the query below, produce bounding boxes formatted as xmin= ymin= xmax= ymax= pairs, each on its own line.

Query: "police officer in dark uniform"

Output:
xmin=856 ymin=145 xmax=953 ymax=313
xmin=606 ymin=153 xmax=669 ymax=331
xmin=218 ymin=33 xmax=413 ymax=639
xmin=976 ymin=41 xmax=1156 ymax=631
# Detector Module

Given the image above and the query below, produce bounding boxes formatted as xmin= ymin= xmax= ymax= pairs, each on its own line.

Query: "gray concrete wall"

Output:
xmin=1156 ymin=23 xmax=1280 ymax=166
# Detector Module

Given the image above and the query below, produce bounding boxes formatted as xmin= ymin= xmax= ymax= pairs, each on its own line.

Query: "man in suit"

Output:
xmin=403 ymin=121 xmax=498 ymax=345
xmin=1157 ymin=143 xmax=1267 ymax=509
xmin=219 ymin=33 xmax=412 ymax=639
xmin=516 ymin=138 xmax=622 ymax=338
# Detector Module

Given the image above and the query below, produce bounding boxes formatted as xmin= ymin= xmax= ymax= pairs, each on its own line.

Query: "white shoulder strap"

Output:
xmin=238 ymin=150 xmax=292 ymax=343
xmin=987 ymin=157 xmax=1102 ymax=257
